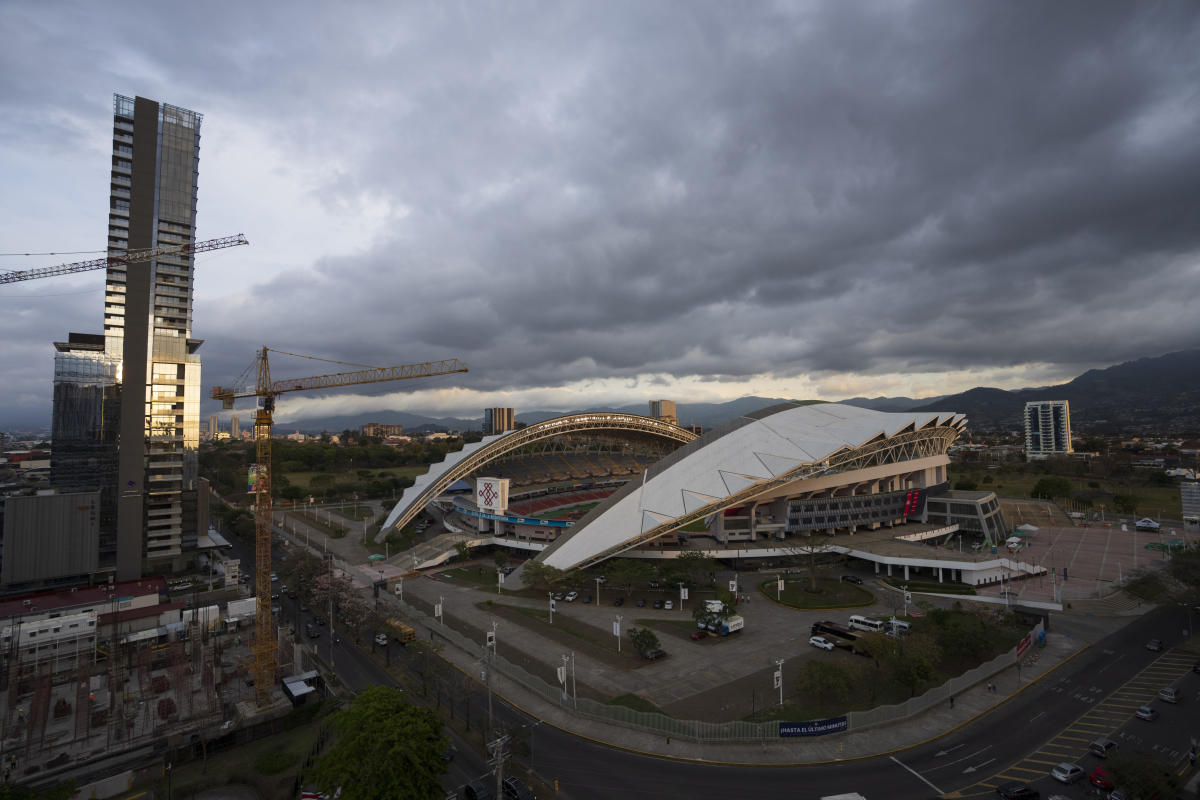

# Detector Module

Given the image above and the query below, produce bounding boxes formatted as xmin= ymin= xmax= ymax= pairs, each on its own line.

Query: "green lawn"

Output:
xmin=764 ymin=576 xmax=876 ymax=609
xmin=953 ymin=467 xmax=1184 ymax=520
xmin=283 ymin=465 xmax=427 ymax=489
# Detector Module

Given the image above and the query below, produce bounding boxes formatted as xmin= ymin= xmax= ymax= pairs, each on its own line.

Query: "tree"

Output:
xmin=627 ymin=627 xmax=660 ymax=656
xmin=454 ymin=541 xmax=471 ymax=562
xmin=793 ymin=659 xmax=852 ymax=713
xmin=673 ymin=551 xmax=715 ymax=586
xmin=310 ymin=686 xmax=447 ymax=800
xmin=1105 ymin=750 xmax=1179 ymax=800
xmin=1031 ymin=477 xmax=1072 ymax=500
xmin=1112 ymin=493 xmax=1139 ymax=514
xmin=493 ymin=550 xmax=510 ymax=572
xmin=520 ymin=561 xmax=565 ymax=591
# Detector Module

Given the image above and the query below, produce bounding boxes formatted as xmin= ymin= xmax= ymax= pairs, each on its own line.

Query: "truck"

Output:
xmin=701 ymin=614 xmax=743 ymax=636
xmin=386 ymin=617 xmax=416 ymax=644
xmin=811 ymin=620 xmax=858 ymax=641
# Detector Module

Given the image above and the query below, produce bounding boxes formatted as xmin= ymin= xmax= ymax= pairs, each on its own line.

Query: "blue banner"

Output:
xmin=779 ymin=717 xmax=848 ymax=737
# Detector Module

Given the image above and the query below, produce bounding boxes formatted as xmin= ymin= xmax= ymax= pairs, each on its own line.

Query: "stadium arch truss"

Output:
xmin=537 ymin=403 xmax=968 ymax=573
xmin=378 ymin=412 xmax=698 ymax=538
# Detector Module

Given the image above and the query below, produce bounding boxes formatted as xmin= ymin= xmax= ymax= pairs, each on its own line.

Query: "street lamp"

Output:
xmin=614 ymin=615 xmax=622 ymax=653
xmin=594 ymin=577 xmax=602 ymax=605
xmin=774 ymin=658 xmax=785 ymax=706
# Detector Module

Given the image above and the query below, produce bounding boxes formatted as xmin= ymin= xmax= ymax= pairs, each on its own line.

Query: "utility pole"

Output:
xmin=774 ymin=657 xmax=785 ymax=706
xmin=328 ymin=554 xmax=335 ymax=679
xmin=488 ymin=732 xmax=510 ymax=800
xmin=614 ymin=615 xmax=622 ymax=653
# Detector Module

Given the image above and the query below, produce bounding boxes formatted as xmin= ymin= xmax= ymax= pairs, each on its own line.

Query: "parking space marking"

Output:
xmin=957 ymin=648 xmax=1197 ymax=795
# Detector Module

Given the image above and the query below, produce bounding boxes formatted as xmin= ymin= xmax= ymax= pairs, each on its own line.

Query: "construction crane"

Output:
xmin=0 ymin=233 xmax=249 ymax=284
xmin=211 ymin=348 xmax=468 ymax=706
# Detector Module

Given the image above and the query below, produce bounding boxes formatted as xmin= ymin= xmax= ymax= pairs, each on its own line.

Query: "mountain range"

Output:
xmin=5 ymin=349 xmax=1198 ymax=438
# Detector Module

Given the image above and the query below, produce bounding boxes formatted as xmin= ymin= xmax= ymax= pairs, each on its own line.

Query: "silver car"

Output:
xmin=1050 ymin=762 xmax=1084 ymax=784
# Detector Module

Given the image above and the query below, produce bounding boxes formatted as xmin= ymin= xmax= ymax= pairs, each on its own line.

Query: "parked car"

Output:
xmin=635 ymin=598 xmax=646 ymax=607
xmin=612 ymin=597 xmax=625 ymax=607
xmin=642 ymin=648 xmax=666 ymax=661
xmin=809 ymin=636 xmax=835 ymax=651
xmin=690 ymin=630 xmax=708 ymax=641
xmin=664 ymin=600 xmax=674 ymax=610
xmin=1089 ymin=738 xmax=1117 ymax=759
xmin=1089 ymin=765 xmax=1114 ymax=789
xmin=1193 ymin=658 xmax=1200 ymax=674
xmin=1134 ymin=704 xmax=1158 ymax=721
xmin=299 ymin=603 xmax=310 ymax=612
xmin=841 ymin=574 xmax=864 ymax=584
xmin=581 ymin=594 xmax=593 ymax=604
xmin=652 ymin=599 xmax=664 ymax=609
xmin=995 ymin=783 xmax=1039 ymax=799
xmin=287 ymin=589 xmax=298 ymax=599
xmin=1146 ymin=638 xmax=1164 ymax=651
xmin=565 ymin=591 xmax=578 ymax=602
xmin=1049 ymin=763 xmax=1084 ymax=784
xmin=374 ymin=633 xmax=389 ymax=646
xmin=552 ymin=592 xmax=565 ymax=601
xmin=502 ymin=776 xmax=535 ymax=800
xmin=1158 ymin=686 xmax=1181 ymax=703
xmin=1135 ymin=517 xmax=1161 ymax=531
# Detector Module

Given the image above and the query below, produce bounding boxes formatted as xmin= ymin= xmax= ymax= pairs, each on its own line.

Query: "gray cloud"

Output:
xmin=2 ymin=1 xmax=1199 ymax=428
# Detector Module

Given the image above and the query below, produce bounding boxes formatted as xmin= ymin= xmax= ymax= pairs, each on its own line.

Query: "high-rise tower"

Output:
xmin=1024 ymin=400 xmax=1072 ymax=461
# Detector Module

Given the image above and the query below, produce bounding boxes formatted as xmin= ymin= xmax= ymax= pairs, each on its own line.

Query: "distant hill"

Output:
xmin=913 ymin=349 xmax=1200 ymax=432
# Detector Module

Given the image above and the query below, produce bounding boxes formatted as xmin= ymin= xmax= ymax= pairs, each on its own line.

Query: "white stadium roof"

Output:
xmin=540 ymin=402 xmax=965 ymax=570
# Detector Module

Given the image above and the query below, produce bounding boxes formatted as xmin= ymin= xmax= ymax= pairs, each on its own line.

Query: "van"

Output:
xmin=1089 ymin=738 xmax=1117 ymax=759
xmin=848 ymin=615 xmax=885 ymax=633
xmin=885 ymin=618 xmax=911 ymax=635
xmin=1157 ymin=686 xmax=1181 ymax=703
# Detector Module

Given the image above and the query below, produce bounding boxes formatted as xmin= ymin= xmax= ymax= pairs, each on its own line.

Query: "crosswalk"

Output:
xmin=950 ymin=649 xmax=1197 ymax=797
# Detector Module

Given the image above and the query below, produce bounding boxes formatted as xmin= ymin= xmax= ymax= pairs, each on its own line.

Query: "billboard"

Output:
xmin=247 ymin=464 xmax=267 ymax=493
xmin=476 ymin=477 xmax=510 ymax=514
xmin=779 ymin=717 xmax=848 ymax=737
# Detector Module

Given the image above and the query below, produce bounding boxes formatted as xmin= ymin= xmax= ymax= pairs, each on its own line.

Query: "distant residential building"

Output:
xmin=686 ymin=424 xmax=704 ymax=436
xmin=483 ymin=408 xmax=515 ymax=436
xmin=1024 ymin=400 xmax=1072 ymax=461
xmin=649 ymin=400 xmax=678 ymax=426
xmin=208 ymin=414 xmax=219 ymax=440
xmin=362 ymin=422 xmax=404 ymax=438
xmin=1182 ymin=481 xmax=1199 ymax=524
xmin=284 ymin=430 xmax=310 ymax=442
xmin=230 ymin=415 xmax=241 ymax=440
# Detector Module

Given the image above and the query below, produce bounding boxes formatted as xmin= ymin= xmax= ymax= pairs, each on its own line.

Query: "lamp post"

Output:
xmin=774 ymin=658 xmax=785 ymax=706
xmin=594 ymin=577 xmax=602 ymax=605
xmin=614 ymin=615 xmax=622 ymax=653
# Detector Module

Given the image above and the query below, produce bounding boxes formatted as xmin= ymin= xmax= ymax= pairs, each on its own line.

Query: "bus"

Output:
xmin=811 ymin=620 xmax=857 ymax=641
xmin=847 ymin=615 xmax=885 ymax=633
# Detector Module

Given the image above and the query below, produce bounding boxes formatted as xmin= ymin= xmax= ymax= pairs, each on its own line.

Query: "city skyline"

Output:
xmin=2 ymin=3 xmax=1199 ymax=429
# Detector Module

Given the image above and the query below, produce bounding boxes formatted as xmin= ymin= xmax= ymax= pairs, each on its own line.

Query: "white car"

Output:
xmin=1135 ymin=517 xmax=1161 ymax=531
xmin=1050 ymin=762 xmax=1084 ymax=784
xmin=664 ymin=600 xmax=674 ymax=610
xmin=374 ymin=633 xmax=389 ymax=646
xmin=565 ymin=591 xmax=579 ymax=602
xmin=808 ymin=636 xmax=835 ymax=651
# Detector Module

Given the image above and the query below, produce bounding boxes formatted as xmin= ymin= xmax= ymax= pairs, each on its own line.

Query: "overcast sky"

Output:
xmin=2 ymin=2 xmax=1199 ymax=429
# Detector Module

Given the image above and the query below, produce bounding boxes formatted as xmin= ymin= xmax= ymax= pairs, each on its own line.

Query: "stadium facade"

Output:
xmin=382 ymin=403 xmax=1020 ymax=583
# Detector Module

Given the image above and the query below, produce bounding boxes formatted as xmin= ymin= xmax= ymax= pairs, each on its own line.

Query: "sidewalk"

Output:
xmin=274 ymin=522 xmax=1120 ymax=765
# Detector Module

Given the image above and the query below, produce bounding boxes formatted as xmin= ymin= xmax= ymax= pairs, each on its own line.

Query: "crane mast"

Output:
xmin=212 ymin=348 xmax=468 ymax=707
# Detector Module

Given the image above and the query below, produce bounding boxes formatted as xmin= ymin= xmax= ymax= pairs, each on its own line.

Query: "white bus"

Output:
xmin=847 ymin=615 xmax=885 ymax=633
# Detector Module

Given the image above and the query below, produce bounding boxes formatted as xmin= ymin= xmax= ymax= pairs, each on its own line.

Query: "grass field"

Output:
xmin=282 ymin=465 xmax=427 ymax=489
xmin=953 ymin=466 xmax=1184 ymax=520
xmin=763 ymin=576 xmax=876 ymax=609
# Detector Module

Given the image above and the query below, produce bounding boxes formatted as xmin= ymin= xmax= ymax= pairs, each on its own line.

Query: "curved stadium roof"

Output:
xmin=538 ymin=402 xmax=966 ymax=571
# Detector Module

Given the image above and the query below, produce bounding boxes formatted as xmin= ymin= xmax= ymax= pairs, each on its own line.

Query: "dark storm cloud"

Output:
xmin=2 ymin=1 xmax=1200 ymax=424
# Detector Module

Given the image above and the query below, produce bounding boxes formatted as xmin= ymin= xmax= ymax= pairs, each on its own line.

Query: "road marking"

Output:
xmin=1030 ymin=711 xmax=1046 ymax=722
xmin=935 ymin=743 xmax=966 ymax=757
xmin=928 ymin=746 xmax=991 ymax=771
xmin=962 ymin=758 xmax=995 ymax=774
xmin=891 ymin=755 xmax=944 ymax=795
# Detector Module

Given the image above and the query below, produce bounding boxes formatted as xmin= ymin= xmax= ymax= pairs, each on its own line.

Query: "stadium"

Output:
xmin=380 ymin=402 xmax=1030 ymax=586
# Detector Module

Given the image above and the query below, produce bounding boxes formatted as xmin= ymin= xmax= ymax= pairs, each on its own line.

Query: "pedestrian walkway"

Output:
xmin=275 ymin=523 xmax=1129 ymax=766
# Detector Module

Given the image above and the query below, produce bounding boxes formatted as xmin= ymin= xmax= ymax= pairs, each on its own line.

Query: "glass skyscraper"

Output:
xmin=50 ymin=94 xmax=208 ymax=581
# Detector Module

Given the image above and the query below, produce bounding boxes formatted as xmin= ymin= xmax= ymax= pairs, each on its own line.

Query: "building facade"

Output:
xmin=362 ymin=422 xmax=404 ymax=438
xmin=208 ymin=414 xmax=219 ymax=440
xmin=649 ymin=400 xmax=678 ymax=426
xmin=1024 ymin=400 xmax=1072 ymax=461
xmin=483 ymin=408 xmax=515 ymax=436
xmin=45 ymin=95 xmax=207 ymax=582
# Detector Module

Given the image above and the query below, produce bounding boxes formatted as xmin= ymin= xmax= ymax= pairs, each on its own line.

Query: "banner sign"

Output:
xmin=780 ymin=717 xmax=848 ymax=737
